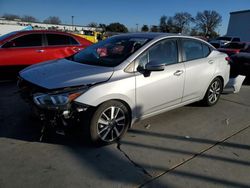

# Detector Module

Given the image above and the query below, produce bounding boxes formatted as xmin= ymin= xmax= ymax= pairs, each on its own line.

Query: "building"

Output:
xmin=0 ymin=18 xmax=102 ymax=36
xmin=227 ymin=10 xmax=250 ymax=41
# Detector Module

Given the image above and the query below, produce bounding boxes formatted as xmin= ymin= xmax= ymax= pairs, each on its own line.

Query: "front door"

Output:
xmin=135 ymin=39 xmax=185 ymax=117
xmin=0 ymin=33 xmax=46 ymax=66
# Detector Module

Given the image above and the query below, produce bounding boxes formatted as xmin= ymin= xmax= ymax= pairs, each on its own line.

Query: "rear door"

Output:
xmin=181 ymin=38 xmax=216 ymax=102
xmin=44 ymin=33 xmax=82 ymax=60
xmin=0 ymin=33 xmax=45 ymax=66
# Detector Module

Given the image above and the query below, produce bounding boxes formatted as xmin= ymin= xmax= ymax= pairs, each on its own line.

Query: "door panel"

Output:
xmin=136 ymin=63 xmax=185 ymax=116
xmin=182 ymin=58 xmax=216 ymax=101
xmin=0 ymin=47 xmax=47 ymax=66
xmin=44 ymin=33 xmax=83 ymax=60
xmin=42 ymin=45 xmax=82 ymax=61
xmin=0 ymin=33 xmax=45 ymax=66
xmin=181 ymin=39 xmax=216 ymax=101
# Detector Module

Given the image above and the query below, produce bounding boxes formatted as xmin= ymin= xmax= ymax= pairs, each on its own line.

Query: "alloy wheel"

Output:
xmin=97 ymin=106 xmax=126 ymax=142
xmin=208 ymin=80 xmax=221 ymax=104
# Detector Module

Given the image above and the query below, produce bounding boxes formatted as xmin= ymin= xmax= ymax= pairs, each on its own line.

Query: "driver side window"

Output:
xmin=137 ymin=39 xmax=178 ymax=69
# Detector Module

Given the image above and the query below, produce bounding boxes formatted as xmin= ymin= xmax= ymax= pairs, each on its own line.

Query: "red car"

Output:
xmin=218 ymin=42 xmax=249 ymax=56
xmin=0 ymin=30 xmax=92 ymax=71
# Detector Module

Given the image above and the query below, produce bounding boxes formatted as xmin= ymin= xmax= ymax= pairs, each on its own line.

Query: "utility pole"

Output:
xmin=71 ymin=16 xmax=74 ymax=31
xmin=136 ymin=23 xmax=139 ymax=32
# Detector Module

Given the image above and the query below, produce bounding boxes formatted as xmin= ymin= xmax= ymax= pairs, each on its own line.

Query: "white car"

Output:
xmin=19 ymin=33 xmax=230 ymax=145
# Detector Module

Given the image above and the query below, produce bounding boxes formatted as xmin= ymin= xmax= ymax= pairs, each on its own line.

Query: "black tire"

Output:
xmin=202 ymin=77 xmax=223 ymax=106
xmin=88 ymin=100 xmax=130 ymax=145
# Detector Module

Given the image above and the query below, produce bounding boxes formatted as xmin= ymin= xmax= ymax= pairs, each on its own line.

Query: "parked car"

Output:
xmin=0 ymin=30 xmax=92 ymax=77
xmin=210 ymin=36 xmax=240 ymax=48
xmin=240 ymin=44 xmax=250 ymax=53
xmin=218 ymin=42 xmax=249 ymax=56
xmin=229 ymin=52 xmax=250 ymax=77
xmin=18 ymin=33 xmax=230 ymax=145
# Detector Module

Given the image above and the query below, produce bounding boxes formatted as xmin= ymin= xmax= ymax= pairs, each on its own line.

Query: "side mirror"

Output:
xmin=145 ymin=61 xmax=165 ymax=71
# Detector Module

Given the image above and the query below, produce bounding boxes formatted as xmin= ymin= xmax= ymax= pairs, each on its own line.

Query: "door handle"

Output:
xmin=208 ymin=60 xmax=214 ymax=64
xmin=36 ymin=49 xmax=44 ymax=53
xmin=174 ymin=70 xmax=184 ymax=76
xmin=73 ymin=47 xmax=81 ymax=52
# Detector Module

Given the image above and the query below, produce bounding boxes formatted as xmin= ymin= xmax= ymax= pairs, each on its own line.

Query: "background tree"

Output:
xmin=99 ymin=23 xmax=107 ymax=31
xmin=150 ymin=25 xmax=158 ymax=32
xmin=106 ymin=22 xmax=128 ymax=33
xmin=166 ymin=17 xmax=178 ymax=33
xmin=194 ymin=10 xmax=222 ymax=37
xmin=173 ymin=12 xmax=193 ymax=33
xmin=21 ymin=15 xmax=38 ymax=22
xmin=87 ymin=22 xmax=98 ymax=27
xmin=43 ymin=16 xmax=61 ymax=24
xmin=141 ymin=24 xmax=149 ymax=32
xmin=2 ymin=13 xmax=20 ymax=20
xmin=159 ymin=15 xmax=169 ymax=32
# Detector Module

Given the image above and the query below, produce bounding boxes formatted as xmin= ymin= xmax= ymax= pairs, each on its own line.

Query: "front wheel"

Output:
xmin=89 ymin=100 xmax=130 ymax=145
xmin=202 ymin=78 xmax=223 ymax=106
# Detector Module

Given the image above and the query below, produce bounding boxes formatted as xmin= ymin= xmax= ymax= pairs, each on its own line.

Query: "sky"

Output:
xmin=0 ymin=0 xmax=250 ymax=35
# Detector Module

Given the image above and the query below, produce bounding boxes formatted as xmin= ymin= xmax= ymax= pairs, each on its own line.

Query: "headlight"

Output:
xmin=33 ymin=90 xmax=84 ymax=107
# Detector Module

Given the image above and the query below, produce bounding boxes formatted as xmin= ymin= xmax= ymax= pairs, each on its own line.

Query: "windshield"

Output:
xmin=0 ymin=31 xmax=17 ymax=41
xmin=71 ymin=36 xmax=151 ymax=67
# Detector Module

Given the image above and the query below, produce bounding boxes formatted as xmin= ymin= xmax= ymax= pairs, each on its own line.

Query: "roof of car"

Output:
xmin=14 ymin=30 xmax=74 ymax=35
xmin=113 ymin=32 xmax=182 ymax=39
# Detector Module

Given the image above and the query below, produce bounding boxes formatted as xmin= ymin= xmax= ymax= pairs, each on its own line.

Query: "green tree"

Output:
xmin=88 ymin=22 xmax=98 ymax=27
xmin=150 ymin=25 xmax=158 ymax=32
xmin=141 ymin=24 xmax=149 ymax=32
xmin=106 ymin=22 xmax=128 ymax=33
xmin=99 ymin=23 xmax=107 ymax=31
xmin=21 ymin=15 xmax=38 ymax=22
xmin=194 ymin=10 xmax=222 ymax=37
xmin=167 ymin=17 xmax=178 ymax=33
xmin=173 ymin=12 xmax=193 ymax=33
xmin=43 ymin=16 xmax=61 ymax=24
xmin=159 ymin=15 xmax=168 ymax=32
xmin=2 ymin=13 xmax=20 ymax=20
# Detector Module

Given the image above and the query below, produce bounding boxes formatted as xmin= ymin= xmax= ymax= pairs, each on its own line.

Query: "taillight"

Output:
xmin=225 ymin=56 xmax=231 ymax=61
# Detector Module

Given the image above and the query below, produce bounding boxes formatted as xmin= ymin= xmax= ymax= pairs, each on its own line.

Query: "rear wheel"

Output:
xmin=89 ymin=100 xmax=130 ymax=145
xmin=202 ymin=77 xmax=222 ymax=106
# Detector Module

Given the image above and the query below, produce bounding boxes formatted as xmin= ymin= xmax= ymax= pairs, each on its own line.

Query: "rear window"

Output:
xmin=182 ymin=39 xmax=211 ymax=61
xmin=46 ymin=34 xmax=79 ymax=46
xmin=224 ymin=42 xmax=246 ymax=49
xmin=182 ymin=39 xmax=203 ymax=61
xmin=217 ymin=37 xmax=232 ymax=41
xmin=232 ymin=38 xmax=240 ymax=42
xmin=202 ymin=44 xmax=211 ymax=57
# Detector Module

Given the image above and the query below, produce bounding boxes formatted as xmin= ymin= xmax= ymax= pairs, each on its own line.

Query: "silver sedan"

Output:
xmin=19 ymin=33 xmax=230 ymax=145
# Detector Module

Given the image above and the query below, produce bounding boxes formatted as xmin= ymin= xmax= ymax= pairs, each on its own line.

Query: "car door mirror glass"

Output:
xmin=145 ymin=61 xmax=165 ymax=71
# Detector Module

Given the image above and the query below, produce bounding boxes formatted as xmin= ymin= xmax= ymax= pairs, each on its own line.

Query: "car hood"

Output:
xmin=19 ymin=59 xmax=114 ymax=89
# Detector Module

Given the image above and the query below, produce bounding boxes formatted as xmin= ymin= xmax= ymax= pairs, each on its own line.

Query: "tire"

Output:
xmin=88 ymin=100 xmax=130 ymax=145
xmin=202 ymin=77 xmax=223 ymax=106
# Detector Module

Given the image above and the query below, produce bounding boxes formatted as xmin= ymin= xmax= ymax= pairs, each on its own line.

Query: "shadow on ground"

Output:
xmin=0 ymin=81 xmax=250 ymax=187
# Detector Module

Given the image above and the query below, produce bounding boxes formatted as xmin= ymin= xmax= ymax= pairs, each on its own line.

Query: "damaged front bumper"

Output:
xmin=17 ymin=77 xmax=91 ymax=129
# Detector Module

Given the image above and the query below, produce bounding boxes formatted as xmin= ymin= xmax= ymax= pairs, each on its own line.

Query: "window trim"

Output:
xmin=44 ymin=33 xmax=80 ymax=47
